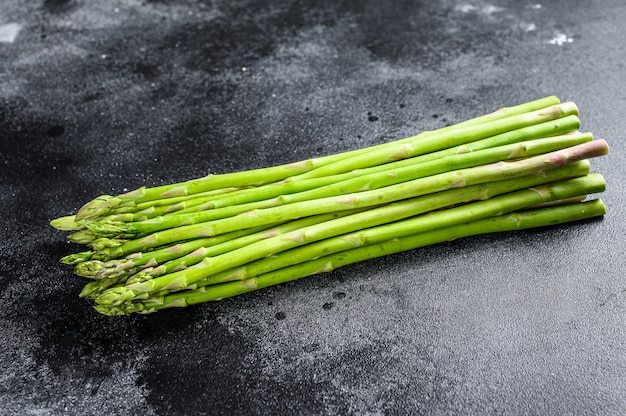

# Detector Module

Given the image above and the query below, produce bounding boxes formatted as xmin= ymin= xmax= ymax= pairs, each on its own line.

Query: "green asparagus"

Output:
xmin=47 ymin=97 xmax=610 ymax=316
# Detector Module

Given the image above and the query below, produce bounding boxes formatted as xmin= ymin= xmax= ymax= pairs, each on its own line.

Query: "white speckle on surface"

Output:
xmin=520 ymin=22 xmax=537 ymax=32
xmin=0 ymin=22 xmax=22 ymax=43
xmin=455 ymin=4 xmax=478 ymax=13
xmin=482 ymin=5 xmax=503 ymax=15
xmin=455 ymin=4 xmax=503 ymax=16
xmin=527 ymin=4 xmax=543 ymax=10
xmin=548 ymin=32 xmax=574 ymax=45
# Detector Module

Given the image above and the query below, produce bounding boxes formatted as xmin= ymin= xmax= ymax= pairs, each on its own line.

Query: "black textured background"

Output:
xmin=1 ymin=0 xmax=625 ymax=414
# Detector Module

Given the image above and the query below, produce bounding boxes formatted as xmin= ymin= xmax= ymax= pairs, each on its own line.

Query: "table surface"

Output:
xmin=1 ymin=0 xmax=625 ymax=414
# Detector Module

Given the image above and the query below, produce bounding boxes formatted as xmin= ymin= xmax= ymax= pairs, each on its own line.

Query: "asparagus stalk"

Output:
xmin=91 ymin=132 xmax=593 ymax=238
xmin=88 ymin=187 xmax=249 ymax=224
xmin=94 ymin=160 xmax=597 ymax=305
xmin=87 ymin=140 xmax=608 ymax=258
xmin=89 ymin=238 xmax=129 ymax=251
xmin=66 ymin=231 xmax=128 ymax=251
xmin=73 ymin=97 xmax=564 ymax=220
xmin=98 ymin=198 xmax=606 ymax=315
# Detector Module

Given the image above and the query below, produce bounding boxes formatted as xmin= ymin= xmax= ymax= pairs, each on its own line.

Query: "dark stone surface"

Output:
xmin=1 ymin=0 xmax=625 ymax=414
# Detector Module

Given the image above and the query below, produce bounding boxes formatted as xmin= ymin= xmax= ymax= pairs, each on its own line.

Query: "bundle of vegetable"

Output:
xmin=50 ymin=96 xmax=609 ymax=316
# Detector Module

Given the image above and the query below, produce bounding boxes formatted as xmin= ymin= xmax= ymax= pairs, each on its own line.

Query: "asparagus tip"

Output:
xmin=79 ymin=281 xmax=101 ymax=298
xmin=50 ymin=215 xmax=81 ymax=231
xmin=87 ymin=221 xmax=134 ymax=238
xmin=74 ymin=260 xmax=104 ymax=278
xmin=93 ymin=304 xmax=129 ymax=316
xmin=89 ymin=237 xmax=128 ymax=251
xmin=75 ymin=195 xmax=120 ymax=221
xmin=60 ymin=251 xmax=93 ymax=265
xmin=68 ymin=230 xmax=97 ymax=244
xmin=95 ymin=286 xmax=137 ymax=306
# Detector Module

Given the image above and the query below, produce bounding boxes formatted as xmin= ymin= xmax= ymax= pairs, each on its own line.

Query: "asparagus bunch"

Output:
xmin=50 ymin=97 xmax=610 ymax=316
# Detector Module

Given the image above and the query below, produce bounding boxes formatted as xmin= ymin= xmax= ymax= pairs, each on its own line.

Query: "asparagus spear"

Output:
xmin=446 ymin=96 xmax=561 ymax=128
xmin=94 ymin=160 xmax=599 ymax=305
xmin=67 ymin=230 xmax=98 ymax=244
xmin=73 ymin=97 xmax=565 ymax=220
xmin=98 ymin=198 xmax=606 ymax=315
xmin=93 ymin=187 xmax=251 ymax=223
